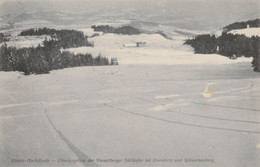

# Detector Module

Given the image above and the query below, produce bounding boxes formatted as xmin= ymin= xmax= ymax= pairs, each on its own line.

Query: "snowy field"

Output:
xmin=1 ymin=0 xmax=260 ymax=166
xmin=0 ymin=25 xmax=260 ymax=167
xmin=65 ymin=32 xmax=253 ymax=65
xmin=0 ymin=63 xmax=260 ymax=167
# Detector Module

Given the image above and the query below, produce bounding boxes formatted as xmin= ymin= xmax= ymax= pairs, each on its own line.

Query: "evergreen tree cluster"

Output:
xmin=185 ymin=33 xmax=259 ymax=57
xmin=19 ymin=27 xmax=93 ymax=48
xmin=0 ymin=33 xmax=4 ymax=43
xmin=251 ymin=38 xmax=260 ymax=72
xmin=184 ymin=33 xmax=260 ymax=72
xmin=91 ymin=25 xmax=115 ymax=34
xmin=91 ymin=25 xmax=141 ymax=35
xmin=185 ymin=34 xmax=218 ymax=54
xmin=0 ymin=39 xmax=111 ymax=75
xmin=185 ymin=18 xmax=260 ymax=72
xmin=223 ymin=19 xmax=260 ymax=33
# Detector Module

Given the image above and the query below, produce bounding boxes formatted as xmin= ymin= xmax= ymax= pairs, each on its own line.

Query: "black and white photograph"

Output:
xmin=0 ymin=0 xmax=260 ymax=166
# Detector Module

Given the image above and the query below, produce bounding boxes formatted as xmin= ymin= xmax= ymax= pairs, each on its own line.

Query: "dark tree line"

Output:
xmin=251 ymin=38 xmax=260 ymax=72
xmin=184 ymin=33 xmax=260 ymax=72
xmin=19 ymin=27 xmax=93 ymax=48
xmin=223 ymin=19 xmax=260 ymax=33
xmin=185 ymin=34 xmax=218 ymax=54
xmin=185 ymin=33 xmax=259 ymax=57
xmin=0 ymin=39 xmax=111 ymax=75
xmin=0 ymin=33 xmax=9 ymax=43
xmin=91 ymin=25 xmax=141 ymax=35
xmin=0 ymin=33 xmax=4 ymax=43
xmin=91 ymin=25 xmax=115 ymax=34
xmin=0 ymin=27 xmax=115 ymax=75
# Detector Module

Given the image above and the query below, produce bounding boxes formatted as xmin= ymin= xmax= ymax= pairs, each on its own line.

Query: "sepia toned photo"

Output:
xmin=0 ymin=0 xmax=259 ymax=166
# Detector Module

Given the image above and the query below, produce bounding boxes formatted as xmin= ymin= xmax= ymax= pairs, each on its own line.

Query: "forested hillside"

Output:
xmin=20 ymin=28 xmax=94 ymax=48
xmin=185 ymin=19 xmax=260 ymax=72
xmin=223 ymin=19 xmax=260 ymax=32
xmin=0 ymin=28 xmax=115 ymax=75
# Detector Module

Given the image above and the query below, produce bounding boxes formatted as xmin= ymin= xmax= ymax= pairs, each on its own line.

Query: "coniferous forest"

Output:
xmin=185 ymin=19 xmax=260 ymax=72
xmin=0 ymin=28 xmax=113 ymax=75
xmin=91 ymin=25 xmax=141 ymax=35
xmin=0 ymin=33 xmax=4 ymax=43
xmin=19 ymin=28 xmax=94 ymax=48
xmin=223 ymin=19 xmax=260 ymax=33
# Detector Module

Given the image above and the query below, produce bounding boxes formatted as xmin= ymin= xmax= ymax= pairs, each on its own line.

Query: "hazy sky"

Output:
xmin=0 ymin=0 xmax=259 ymax=30
xmin=1 ymin=0 xmax=259 ymax=12
xmin=1 ymin=0 xmax=259 ymax=5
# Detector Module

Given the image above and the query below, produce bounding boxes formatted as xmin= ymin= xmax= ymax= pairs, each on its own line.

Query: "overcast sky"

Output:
xmin=0 ymin=0 xmax=259 ymax=30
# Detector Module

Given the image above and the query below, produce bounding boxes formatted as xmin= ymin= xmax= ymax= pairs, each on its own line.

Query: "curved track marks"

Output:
xmin=44 ymin=109 xmax=100 ymax=167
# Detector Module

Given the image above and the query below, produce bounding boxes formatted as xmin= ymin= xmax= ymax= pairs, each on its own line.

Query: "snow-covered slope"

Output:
xmin=229 ymin=27 xmax=260 ymax=37
xmin=65 ymin=33 xmax=252 ymax=65
xmin=1 ymin=63 xmax=260 ymax=167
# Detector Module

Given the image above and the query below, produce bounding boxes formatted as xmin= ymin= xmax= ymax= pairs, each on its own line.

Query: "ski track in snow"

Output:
xmin=44 ymin=109 xmax=100 ymax=167
xmin=0 ymin=100 xmax=79 ymax=109
xmin=103 ymin=103 xmax=260 ymax=134
xmin=122 ymin=92 xmax=260 ymax=126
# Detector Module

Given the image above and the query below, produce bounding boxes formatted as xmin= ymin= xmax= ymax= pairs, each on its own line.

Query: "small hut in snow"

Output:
xmin=123 ymin=42 xmax=146 ymax=47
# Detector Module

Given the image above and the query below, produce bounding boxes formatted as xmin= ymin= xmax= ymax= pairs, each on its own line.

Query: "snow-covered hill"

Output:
xmin=65 ymin=32 xmax=252 ymax=65
xmin=229 ymin=27 xmax=260 ymax=37
xmin=1 ymin=63 xmax=260 ymax=167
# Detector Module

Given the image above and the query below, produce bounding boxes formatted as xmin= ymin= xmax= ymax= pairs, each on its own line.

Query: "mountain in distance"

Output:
xmin=0 ymin=0 xmax=259 ymax=31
